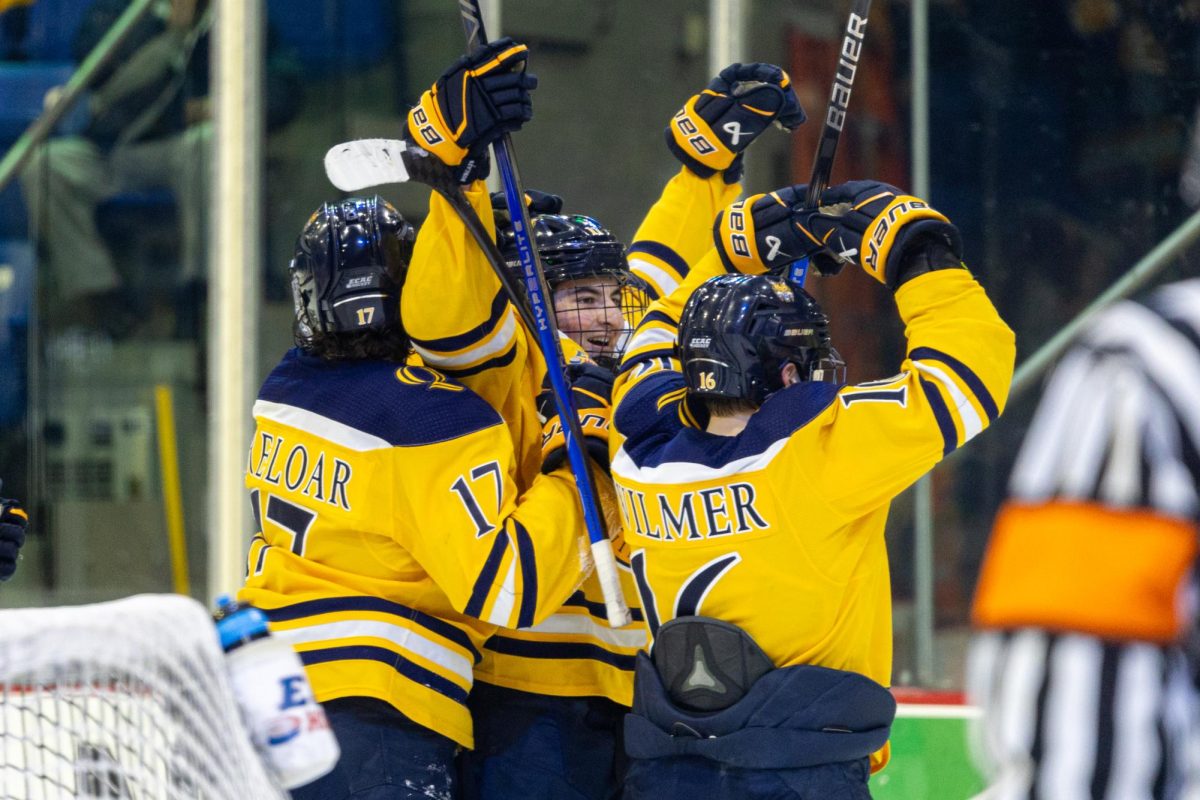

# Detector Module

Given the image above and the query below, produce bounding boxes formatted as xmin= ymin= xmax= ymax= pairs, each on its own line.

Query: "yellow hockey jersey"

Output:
xmin=401 ymin=168 xmax=736 ymax=704
xmin=238 ymin=350 xmax=591 ymax=748
xmin=612 ymin=258 xmax=1014 ymax=770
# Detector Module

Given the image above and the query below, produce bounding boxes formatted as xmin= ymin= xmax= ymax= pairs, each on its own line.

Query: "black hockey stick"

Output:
xmin=324 ymin=138 xmax=538 ymax=335
xmin=457 ymin=0 xmax=631 ymax=626
xmin=791 ymin=0 xmax=872 ymax=285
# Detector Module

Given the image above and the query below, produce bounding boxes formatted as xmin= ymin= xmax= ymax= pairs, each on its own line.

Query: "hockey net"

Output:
xmin=0 ymin=594 xmax=285 ymax=799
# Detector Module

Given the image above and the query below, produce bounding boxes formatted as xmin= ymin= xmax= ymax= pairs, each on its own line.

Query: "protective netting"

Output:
xmin=0 ymin=594 xmax=285 ymax=799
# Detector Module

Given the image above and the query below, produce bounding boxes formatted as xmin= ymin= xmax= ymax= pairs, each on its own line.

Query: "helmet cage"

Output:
xmin=500 ymin=212 xmax=647 ymax=370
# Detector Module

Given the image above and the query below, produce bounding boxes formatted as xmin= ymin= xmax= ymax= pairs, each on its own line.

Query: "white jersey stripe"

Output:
xmin=1057 ymin=359 xmax=1120 ymax=500
xmin=626 ymin=325 xmax=677 ymax=357
xmin=1144 ymin=391 xmax=1199 ymax=517
xmin=522 ymin=612 xmax=649 ymax=649
xmin=613 ymin=436 xmax=790 ymax=485
xmin=1009 ymin=350 xmax=1095 ymax=499
xmin=487 ymin=545 xmax=519 ymax=627
xmin=412 ymin=305 xmax=517 ymax=368
xmin=1037 ymin=634 xmax=1102 ymax=800
xmin=1086 ymin=302 xmax=1200 ymax=448
xmin=273 ymin=618 xmax=474 ymax=686
xmin=1098 ymin=365 xmax=1147 ymax=507
xmin=996 ymin=630 xmax=1049 ymax=798
xmin=912 ymin=360 xmax=984 ymax=443
xmin=629 ymin=256 xmax=680 ymax=299
xmin=1105 ymin=644 xmax=1163 ymax=800
xmin=253 ymin=400 xmax=391 ymax=451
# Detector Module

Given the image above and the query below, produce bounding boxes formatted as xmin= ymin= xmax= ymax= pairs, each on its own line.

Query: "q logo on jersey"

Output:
xmin=396 ymin=365 xmax=463 ymax=392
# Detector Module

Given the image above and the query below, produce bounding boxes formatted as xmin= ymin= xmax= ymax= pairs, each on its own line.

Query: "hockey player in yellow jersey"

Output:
xmin=237 ymin=40 xmax=603 ymax=800
xmin=400 ymin=52 xmax=804 ymax=799
xmin=612 ymin=181 xmax=1015 ymax=799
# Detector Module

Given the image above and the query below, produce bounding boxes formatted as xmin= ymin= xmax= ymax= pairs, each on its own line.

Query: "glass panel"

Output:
xmin=2 ymin=0 xmax=1193 ymax=695
xmin=2 ymin=0 xmax=213 ymax=604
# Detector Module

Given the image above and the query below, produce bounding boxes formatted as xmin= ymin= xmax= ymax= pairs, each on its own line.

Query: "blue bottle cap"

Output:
xmin=215 ymin=602 xmax=270 ymax=651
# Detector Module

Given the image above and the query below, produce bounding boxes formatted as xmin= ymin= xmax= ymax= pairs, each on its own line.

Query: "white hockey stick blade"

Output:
xmin=324 ymin=138 xmax=412 ymax=192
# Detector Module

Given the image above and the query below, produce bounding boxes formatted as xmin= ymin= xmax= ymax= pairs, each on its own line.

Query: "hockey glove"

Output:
xmin=713 ymin=186 xmax=817 ymax=275
xmin=0 ymin=498 xmax=27 ymax=582
xmin=790 ymin=181 xmax=963 ymax=287
xmin=538 ymin=360 xmax=614 ymax=475
xmin=667 ymin=63 xmax=806 ymax=183
xmin=407 ymin=37 xmax=537 ymax=168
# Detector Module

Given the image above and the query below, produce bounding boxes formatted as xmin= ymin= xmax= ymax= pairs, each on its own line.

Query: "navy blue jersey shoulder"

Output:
xmin=258 ymin=348 xmax=502 ymax=447
xmin=624 ymin=379 xmax=840 ymax=471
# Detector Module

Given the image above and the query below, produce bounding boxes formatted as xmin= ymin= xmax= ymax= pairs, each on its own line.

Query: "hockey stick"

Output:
xmin=458 ymin=0 xmax=631 ymax=626
xmin=324 ymin=138 xmax=538 ymax=335
xmin=790 ymin=0 xmax=872 ymax=287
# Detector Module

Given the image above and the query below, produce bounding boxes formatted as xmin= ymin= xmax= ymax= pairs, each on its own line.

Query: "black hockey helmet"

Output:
xmin=290 ymin=196 xmax=415 ymax=349
xmin=498 ymin=213 xmax=630 ymax=288
xmin=677 ymin=274 xmax=844 ymax=406
xmin=499 ymin=212 xmax=649 ymax=370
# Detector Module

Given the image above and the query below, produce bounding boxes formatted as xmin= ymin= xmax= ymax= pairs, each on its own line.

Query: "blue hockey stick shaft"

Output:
xmin=458 ymin=0 xmax=631 ymax=627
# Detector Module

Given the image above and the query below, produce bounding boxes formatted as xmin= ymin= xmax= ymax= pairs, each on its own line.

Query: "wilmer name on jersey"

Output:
xmin=616 ymin=482 xmax=769 ymax=542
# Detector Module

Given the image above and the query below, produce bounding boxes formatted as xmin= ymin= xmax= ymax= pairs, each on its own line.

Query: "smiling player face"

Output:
xmin=552 ymin=276 xmax=627 ymax=360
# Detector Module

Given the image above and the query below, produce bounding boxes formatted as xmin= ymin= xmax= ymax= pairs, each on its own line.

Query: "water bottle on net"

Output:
xmin=213 ymin=594 xmax=340 ymax=789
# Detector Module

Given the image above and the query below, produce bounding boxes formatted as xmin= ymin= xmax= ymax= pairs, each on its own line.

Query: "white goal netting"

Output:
xmin=0 ymin=594 xmax=286 ymax=799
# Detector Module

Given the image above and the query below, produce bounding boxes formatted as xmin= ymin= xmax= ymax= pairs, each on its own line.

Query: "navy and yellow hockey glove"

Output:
xmin=538 ymin=361 xmax=614 ymax=475
xmin=407 ymin=38 xmax=537 ymax=168
xmin=667 ymin=63 xmax=805 ymax=184
xmin=791 ymin=181 xmax=963 ymax=287
xmin=713 ymin=186 xmax=815 ymax=275
xmin=0 ymin=498 xmax=27 ymax=582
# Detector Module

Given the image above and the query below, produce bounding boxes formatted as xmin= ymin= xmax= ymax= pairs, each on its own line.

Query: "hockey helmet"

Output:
xmin=290 ymin=196 xmax=415 ymax=346
xmin=677 ymin=274 xmax=845 ymax=405
xmin=499 ymin=213 xmax=649 ymax=370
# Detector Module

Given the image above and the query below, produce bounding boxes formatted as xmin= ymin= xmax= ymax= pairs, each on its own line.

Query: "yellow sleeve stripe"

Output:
xmin=412 ymin=306 xmax=518 ymax=369
xmin=678 ymin=395 xmax=702 ymax=429
xmin=657 ymin=386 xmax=689 ymax=413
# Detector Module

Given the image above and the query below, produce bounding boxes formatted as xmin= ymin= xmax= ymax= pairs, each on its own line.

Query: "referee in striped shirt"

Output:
xmin=969 ymin=279 xmax=1200 ymax=799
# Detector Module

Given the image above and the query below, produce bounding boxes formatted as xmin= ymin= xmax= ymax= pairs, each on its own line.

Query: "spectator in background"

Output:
xmin=19 ymin=0 xmax=299 ymax=337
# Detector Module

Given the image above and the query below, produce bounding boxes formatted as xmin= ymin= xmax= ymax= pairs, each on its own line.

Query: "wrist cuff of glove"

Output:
xmin=454 ymin=147 xmax=491 ymax=184
xmin=888 ymin=221 xmax=964 ymax=290
xmin=723 ymin=153 xmax=745 ymax=185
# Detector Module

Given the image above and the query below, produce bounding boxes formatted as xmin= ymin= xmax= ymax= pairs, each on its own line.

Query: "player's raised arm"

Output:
xmin=630 ymin=63 xmax=805 ymax=302
xmin=702 ymin=180 xmax=1015 ymax=516
xmin=400 ymin=39 xmax=537 ymax=391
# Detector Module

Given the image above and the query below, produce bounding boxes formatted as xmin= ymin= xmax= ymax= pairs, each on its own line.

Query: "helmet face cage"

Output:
xmin=678 ymin=275 xmax=844 ymax=405
xmin=501 ymin=213 xmax=647 ymax=371
xmin=290 ymin=196 xmax=414 ymax=348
